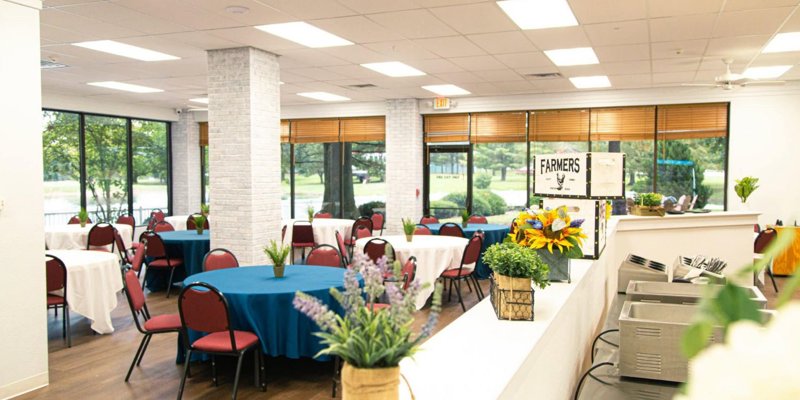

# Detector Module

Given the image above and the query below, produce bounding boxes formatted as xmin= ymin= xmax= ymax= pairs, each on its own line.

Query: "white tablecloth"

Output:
xmin=46 ymin=250 xmax=123 ymax=334
xmin=164 ymin=215 xmax=211 ymax=231
xmin=45 ymin=224 xmax=132 ymax=251
xmin=355 ymin=235 xmax=468 ymax=309
xmin=282 ymin=218 xmax=355 ymax=248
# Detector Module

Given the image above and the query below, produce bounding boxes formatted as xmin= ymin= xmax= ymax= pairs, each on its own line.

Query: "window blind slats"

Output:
xmin=657 ymin=103 xmax=728 ymax=140
xmin=529 ymin=109 xmax=590 ymax=142
xmin=424 ymin=114 xmax=470 ymax=143
xmin=290 ymin=119 xmax=340 ymax=143
xmin=590 ymin=106 xmax=656 ymax=141
xmin=199 ymin=122 xmax=208 ymax=146
xmin=470 ymin=112 xmax=527 ymax=143
xmin=280 ymin=120 xmax=289 ymax=143
xmin=340 ymin=116 xmax=386 ymax=142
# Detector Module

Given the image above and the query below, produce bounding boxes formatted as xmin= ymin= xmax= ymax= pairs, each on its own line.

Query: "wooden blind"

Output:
xmin=340 ymin=116 xmax=385 ymax=142
xmin=290 ymin=119 xmax=339 ymax=143
xmin=280 ymin=120 xmax=289 ymax=143
xmin=199 ymin=122 xmax=208 ymax=146
xmin=529 ymin=109 xmax=589 ymax=142
xmin=470 ymin=112 xmax=527 ymax=143
xmin=657 ymin=103 xmax=728 ymax=140
xmin=590 ymin=106 xmax=656 ymax=141
xmin=424 ymin=114 xmax=469 ymax=143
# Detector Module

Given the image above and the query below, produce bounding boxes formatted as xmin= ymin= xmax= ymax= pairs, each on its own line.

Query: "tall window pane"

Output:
xmin=84 ymin=115 xmax=128 ymax=222
xmin=42 ymin=111 xmax=81 ymax=226
xmin=592 ymin=140 xmax=655 ymax=197
xmin=473 ymin=142 xmax=525 ymax=222
xmin=428 ymin=150 xmax=468 ymax=222
xmin=656 ymin=137 xmax=726 ymax=210
xmin=132 ymin=119 xmax=169 ymax=221
xmin=351 ymin=141 xmax=386 ymax=220
xmin=281 ymin=143 xmax=291 ymax=219
xmin=202 ymin=146 xmax=209 ymax=204
xmin=294 ymin=143 xmax=341 ymax=217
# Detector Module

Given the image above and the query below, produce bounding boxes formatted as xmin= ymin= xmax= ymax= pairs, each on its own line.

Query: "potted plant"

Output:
xmin=264 ymin=240 xmax=291 ymax=278
xmin=461 ymin=209 xmax=469 ymax=228
xmin=734 ymin=176 xmax=759 ymax=205
xmin=200 ymin=203 xmax=210 ymax=217
xmin=294 ymin=252 xmax=443 ymax=400
xmin=402 ymin=218 xmax=415 ymax=242
xmin=508 ymin=206 xmax=586 ymax=282
xmin=483 ymin=242 xmax=550 ymax=320
xmin=307 ymin=206 xmax=315 ymax=222
xmin=78 ymin=208 xmax=89 ymax=228
xmin=193 ymin=214 xmax=207 ymax=235
xmin=631 ymin=192 xmax=665 ymax=216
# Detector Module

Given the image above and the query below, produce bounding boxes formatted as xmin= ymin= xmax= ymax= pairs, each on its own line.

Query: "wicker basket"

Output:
xmin=490 ymin=274 xmax=535 ymax=321
xmin=630 ymin=205 xmax=665 ymax=217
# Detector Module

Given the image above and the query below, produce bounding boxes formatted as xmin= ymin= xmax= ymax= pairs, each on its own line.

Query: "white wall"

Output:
xmin=42 ymin=92 xmax=179 ymax=122
xmin=0 ymin=0 xmax=49 ymax=398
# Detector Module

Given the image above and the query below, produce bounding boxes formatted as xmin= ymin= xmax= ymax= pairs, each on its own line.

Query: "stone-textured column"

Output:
xmin=385 ymin=99 xmax=424 ymax=234
xmin=207 ymin=47 xmax=281 ymax=265
xmin=170 ymin=111 xmax=201 ymax=215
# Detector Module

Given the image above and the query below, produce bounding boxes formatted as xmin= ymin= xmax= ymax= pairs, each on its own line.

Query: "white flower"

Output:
xmin=551 ymin=218 xmax=566 ymax=232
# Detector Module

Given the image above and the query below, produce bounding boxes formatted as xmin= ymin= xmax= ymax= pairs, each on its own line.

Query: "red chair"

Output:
xmin=414 ymin=224 xmax=432 ymax=235
xmin=345 ymin=217 xmax=373 ymax=248
xmin=755 ymin=229 xmax=779 ymax=293
xmin=153 ymin=221 xmax=175 ymax=233
xmin=68 ymin=215 xmax=92 ymax=225
xmin=116 ymin=214 xmax=136 ymax=241
xmin=419 ymin=215 xmax=438 ymax=224
xmin=468 ymin=215 xmax=488 ymax=224
xmin=363 ymin=238 xmax=396 ymax=264
xmin=306 ymin=245 xmax=343 ymax=268
xmin=177 ymin=282 xmax=265 ymax=399
xmin=186 ymin=213 xmax=210 ymax=230
xmin=281 ymin=225 xmax=287 ymax=244
xmin=371 ymin=213 xmax=385 ymax=236
xmin=141 ymin=231 xmax=183 ymax=298
xmin=372 ymin=256 xmax=418 ymax=311
xmin=291 ymin=221 xmax=316 ymax=262
xmin=439 ymin=222 xmax=465 ymax=238
xmin=754 ymin=224 xmax=761 ymax=233
xmin=314 ymin=212 xmax=333 ymax=219
xmin=114 ymin=229 xmax=133 ymax=267
xmin=335 ymin=230 xmax=350 ymax=266
xmin=439 ymin=235 xmax=484 ymax=312
xmin=122 ymin=269 xmax=181 ymax=382
xmin=146 ymin=209 xmax=165 ymax=230
xmin=46 ymin=254 xmax=71 ymax=347
xmin=203 ymin=248 xmax=239 ymax=272
xmin=129 ymin=241 xmax=147 ymax=278
xmin=87 ymin=223 xmax=117 ymax=252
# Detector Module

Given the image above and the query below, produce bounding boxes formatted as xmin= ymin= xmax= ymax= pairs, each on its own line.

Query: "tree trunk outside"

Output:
xmin=321 ymin=143 xmax=358 ymax=218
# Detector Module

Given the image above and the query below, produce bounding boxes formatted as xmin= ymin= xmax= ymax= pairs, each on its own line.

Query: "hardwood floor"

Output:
xmin=20 ymin=275 xmax=490 ymax=399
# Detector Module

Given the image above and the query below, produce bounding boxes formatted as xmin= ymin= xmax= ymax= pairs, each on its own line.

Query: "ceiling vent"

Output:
xmin=41 ymin=60 xmax=69 ymax=69
xmin=525 ymin=72 xmax=562 ymax=79
xmin=348 ymin=83 xmax=377 ymax=89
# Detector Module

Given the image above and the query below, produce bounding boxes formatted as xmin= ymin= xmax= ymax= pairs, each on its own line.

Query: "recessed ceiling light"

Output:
xmin=73 ymin=40 xmax=179 ymax=61
xmin=421 ymin=84 xmax=471 ymax=96
xmin=763 ymin=32 xmax=800 ymax=53
xmin=88 ymin=81 xmax=163 ymax=93
xmin=544 ymin=47 xmax=599 ymax=66
xmin=224 ymin=5 xmax=249 ymax=14
xmin=743 ymin=65 xmax=792 ymax=79
xmin=497 ymin=0 xmax=578 ymax=30
xmin=255 ymin=22 xmax=353 ymax=48
xmin=361 ymin=61 xmax=426 ymax=77
xmin=190 ymin=97 xmax=209 ymax=104
xmin=569 ymin=76 xmax=611 ymax=89
xmin=297 ymin=92 xmax=350 ymax=102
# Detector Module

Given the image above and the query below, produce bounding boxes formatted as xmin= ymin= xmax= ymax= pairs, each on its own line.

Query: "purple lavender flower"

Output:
xmin=531 ymin=220 xmax=544 ymax=230
xmin=570 ymin=218 xmax=585 ymax=228
xmin=293 ymin=292 xmax=337 ymax=331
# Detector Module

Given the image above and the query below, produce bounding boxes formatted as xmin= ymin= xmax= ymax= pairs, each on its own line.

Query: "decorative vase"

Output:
xmin=405 ymin=233 xmax=413 ymax=242
xmin=80 ymin=221 xmax=86 ymax=228
xmin=196 ymin=227 xmax=204 ymax=235
xmin=462 ymin=221 xmax=468 ymax=228
xmin=536 ymin=249 xmax=571 ymax=283
xmin=491 ymin=273 xmax=534 ymax=321
xmin=273 ymin=264 xmax=285 ymax=278
xmin=341 ymin=363 xmax=400 ymax=400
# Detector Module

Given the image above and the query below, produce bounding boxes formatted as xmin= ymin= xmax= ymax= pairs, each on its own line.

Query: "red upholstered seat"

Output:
xmin=47 ymin=294 xmax=66 ymax=306
xmin=370 ymin=303 xmax=390 ymax=311
xmin=441 ymin=268 xmax=474 ymax=278
xmin=148 ymin=258 xmax=183 ymax=268
xmin=143 ymin=313 xmax=182 ymax=332
xmin=192 ymin=331 xmax=260 ymax=353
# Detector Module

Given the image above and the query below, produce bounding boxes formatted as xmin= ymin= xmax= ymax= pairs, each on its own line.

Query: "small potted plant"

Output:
xmin=307 ymin=205 xmax=315 ymax=222
xmin=402 ymin=218 xmax=415 ymax=242
xmin=734 ymin=176 xmax=759 ymax=205
xmin=264 ymin=240 xmax=291 ymax=278
xmin=78 ymin=207 xmax=89 ymax=228
xmin=483 ymin=242 xmax=550 ymax=320
xmin=631 ymin=193 xmax=665 ymax=216
xmin=193 ymin=214 xmax=207 ymax=235
xmin=461 ymin=209 xmax=469 ymax=228
xmin=200 ymin=203 xmax=210 ymax=217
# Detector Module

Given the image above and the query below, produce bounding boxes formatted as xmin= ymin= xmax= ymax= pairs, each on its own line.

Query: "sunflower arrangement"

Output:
xmin=509 ymin=206 xmax=587 ymax=258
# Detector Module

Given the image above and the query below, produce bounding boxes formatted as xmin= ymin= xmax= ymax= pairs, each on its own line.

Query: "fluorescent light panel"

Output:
xmin=361 ymin=62 xmax=426 ymax=77
xmin=569 ymin=76 xmax=611 ymax=89
xmin=190 ymin=97 xmax=209 ymax=104
xmin=73 ymin=40 xmax=179 ymax=61
xmin=497 ymin=0 xmax=578 ymax=30
xmin=421 ymin=84 xmax=470 ymax=96
xmin=544 ymin=47 xmax=599 ymax=66
xmin=255 ymin=22 xmax=353 ymax=48
xmin=88 ymin=81 xmax=163 ymax=93
xmin=297 ymin=92 xmax=350 ymax=102
xmin=743 ymin=65 xmax=792 ymax=79
xmin=763 ymin=32 xmax=800 ymax=53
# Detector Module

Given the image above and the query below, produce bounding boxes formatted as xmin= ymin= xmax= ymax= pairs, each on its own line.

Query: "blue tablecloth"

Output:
xmin=145 ymin=230 xmax=210 ymax=291
xmin=177 ymin=265 xmax=350 ymax=363
xmin=426 ymin=223 xmax=510 ymax=279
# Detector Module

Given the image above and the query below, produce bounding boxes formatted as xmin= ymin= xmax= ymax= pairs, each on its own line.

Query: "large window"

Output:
xmin=41 ymin=110 xmax=171 ymax=225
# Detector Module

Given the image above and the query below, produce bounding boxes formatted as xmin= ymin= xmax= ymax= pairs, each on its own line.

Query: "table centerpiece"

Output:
xmin=630 ymin=192 xmax=665 ymax=216
xmin=264 ymin=240 xmax=290 ymax=278
xmin=402 ymin=218 xmax=415 ymax=242
xmin=78 ymin=207 xmax=89 ymax=227
xmin=483 ymin=242 xmax=550 ymax=320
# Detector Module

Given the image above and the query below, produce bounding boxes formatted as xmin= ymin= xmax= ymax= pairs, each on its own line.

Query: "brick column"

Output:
xmin=207 ymin=47 xmax=281 ymax=265
xmin=385 ymin=99 xmax=424 ymax=234
xmin=170 ymin=110 xmax=201 ymax=215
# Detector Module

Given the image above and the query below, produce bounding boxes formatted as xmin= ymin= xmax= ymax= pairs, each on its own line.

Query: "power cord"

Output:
xmin=590 ymin=329 xmax=619 ymax=363
xmin=573 ymin=362 xmax=615 ymax=400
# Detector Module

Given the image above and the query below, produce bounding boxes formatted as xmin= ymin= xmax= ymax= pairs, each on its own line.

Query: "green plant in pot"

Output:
xmin=264 ymin=240 xmax=291 ymax=278
xmin=78 ymin=208 xmax=89 ymax=228
xmin=461 ymin=209 xmax=470 ymax=228
xmin=484 ymin=242 xmax=550 ymax=320
xmin=402 ymin=218 xmax=415 ymax=242
xmin=631 ymin=192 xmax=665 ymax=217
xmin=193 ymin=214 xmax=207 ymax=235
xmin=307 ymin=205 xmax=315 ymax=222
xmin=200 ymin=203 xmax=210 ymax=217
xmin=734 ymin=176 xmax=759 ymax=204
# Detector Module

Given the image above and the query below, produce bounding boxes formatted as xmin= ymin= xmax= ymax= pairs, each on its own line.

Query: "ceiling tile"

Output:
xmin=257 ymin=0 xmax=357 ymax=19
xmin=608 ymin=73 xmax=652 ymax=87
xmin=530 ymin=78 xmax=575 ymax=91
xmin=448 ymin=55 xmax=506 ymax=70
xmin=211 ymin=27 xmax=305 ymax=53
xmin=157 ymin=31 xmax=242 ymax=51
xmin=121 ymin=36 xmax=207 ymax=59
xmin=412 ymin=0 xmax=486 ymax=7
xmin=413 ymin=36 xmax=486 ymax=57
xmin=114 ymin=0 xmax=242 ymax=30
xmin=749 ymin=52 xmax=800 ymax=66
xmin=40 ymin=24 xmax=95 ymax=44
xmin=411 ymin=58 xmax=464 ymax=74
xmin=524 ymin=26 xmax=591 ymax=50
xmin=466 ymin=31 xmax=538 ymax=54
xmin=698 ymin=57 xmax=747 ymax=71
xmin=651 ymin=71 xmax=697 ymax=83
xmin=428 ymin=3 xmax=518 ymax=34
xmin=363 ymin=40 xmax=439 ymax=60
xmin=584 ymin=20 xmax=650 ymax=45
xmin=433 ymin=71 xmax=486 ymax=83
xmin=312 ymin=16 xmax=404 ymax=44
xmin=569 ymin=0 xmax=648 ymax=24
xmin=194 ymin=0 xmax=295 ymax=26
xmin=494 ymin=52 xmax=553 ymax=69
xmin=55 ymin=2 xmax=187 ymax=35
xmin=652 ymin=57 xmax=701 ymax=73
xmin=651 ymin=39 xmax=709 ymax=59
xmin=321 ymin=65 xmax=376 ymax=79
xmin=41 ymin=8 xmax=144 ymax=38
xmin=594 ymin=44 xmax=651 ymax=62
xmin=290 ymin=67 xmax=352 ymax=81
xmin=367 ymin=9 xmax=458 ymax=39
xmin=713 ymin=8 xmax=794 ymax=37
xmin=649 ymin=14 xmax=717 ymax=42
xmin=471 ymin=69 xmax=524 ymax=82
xmin=278 ymin=49 xmax=351 ymax=68
xmin=557 ymin=64 xmax=607 ymax=76
xmin=646 ymin=0 xmax=724 ymax=18
xmin=780 ymin=9 xmax=800 ymax=31
xmin=319 ymin=45 xmax=390 ymax=64
xmin=723 ymin=0 xmax=800 ymax=12
xmin=335 ymin=0 xmax=420 ymax=13
xmin=705 ymin=35 xmax=771 ymax=60
xmin=603 ymin=60 xmax=651 ymax=75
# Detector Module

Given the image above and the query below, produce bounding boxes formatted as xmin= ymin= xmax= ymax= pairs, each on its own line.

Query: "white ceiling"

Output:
xmin=39 ymin=0 xmax=800 ymax=109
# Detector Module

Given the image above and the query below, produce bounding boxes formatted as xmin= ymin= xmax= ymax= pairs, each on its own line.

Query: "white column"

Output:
xmin=0 ymin=0 xmax=49 ymax=397
xmin=385 ymin=99 xmax=424 ymax=234
xmin=207 ymin=47 xmax=281 ymax=265
xmin=170 ymin=110 xmax=201 ymax=215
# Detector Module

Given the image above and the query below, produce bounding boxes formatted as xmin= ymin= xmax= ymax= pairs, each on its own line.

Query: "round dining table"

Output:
xmin=145 ymin=230 xmax=210 ymax=291
xmin=282 ymin=218 xmax=354 ymax=261
xmin=355 ymin=235 xmax=468 ymax=310
xmin=425 ymin=223 xmax=511 ymax=279
xmin=45 ymin=223 xmax=133 ymax=252
xmin=45 ymin=249 xmax=123 ymax=334
xmin=163 ymin=215 xmax=212 ymax=231
xmin=177 ymin=265 xmax=350 ymax=363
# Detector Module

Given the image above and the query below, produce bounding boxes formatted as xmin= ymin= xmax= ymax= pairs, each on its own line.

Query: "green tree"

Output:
xmin=294 ymin=143 xmax=325 ymax=184
xmin=132 ymin=120 xmax=167 ymax=184
xmin=84 ymin=115 xmax=128 ymax=222
xmin=473 ymin=143 xmax=525 ymax=181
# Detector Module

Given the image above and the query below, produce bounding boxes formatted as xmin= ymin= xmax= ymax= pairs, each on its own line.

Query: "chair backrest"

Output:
xmin=335 ymin=230 xmax=350 ymax=265
xmin=281 ymin=225 xmax=287 ymax=244
xmin=306 ymin=245 xmax=342 ymax=268
xmin=420 ymin=215 xmax=439 ymax=224
xmin=754 ymin=229 xmax=777 ymax=254
xmin=414 ymin=224 xmax=432 ymax=235
xmin=292 ymin=221 xmax=315 ymax=245
xmin=203 ymin=248 xmax=239 ymax=271
xmin=754 ymin=224 xmax=761 ymax=233
xmin=467 ymin=215 xmax=488 ymax=224
xmin=179 ymin=282 xmax=238 ymax=350
xmin=363 ymin=238 xmax=395 ymax=263
xmin=45 ymin=254 xmax=67 ymax=293
xmin=314 ymin=212 xmax=332 ymax=219
xmin=153 ymin=221 xmax=175 ymax=232
xmin=114 ymin=230 xmax=131 ymax=264
xmin=186 ymin=214 xmax=209 ymax=230
xmin=353 ymin=226 xmax=372 ymax=241
xmin=68 ymin=215 xmax=92 ymax=225
xmin=116 ymin=214 xmax=135 ymax=230
xmin=352 ymin=217 xmax=373 ymax=236
xmin=472 ymin=229 xmax=485 ymax=241
xmin=87 ymin=223 xmax=117 ymax=251
xmin=141 ymin=231 xmax=167 ymax=258
xmin=439 ymin=222 xmax=465 ymax=238
xmin=461 ymin=235 xmax=483 ymax=267
xmin=123 ymin=269 xmax=146 ymax=313
xmin=146 ymin=209 xmax=165 ymax=230
xmin=400 ymin=256 xmax=417 ymax=290
xmin=371 ymin=213 xmax=384 ymax=234
xmin=130 ymin=242 xmax=146 ymax=272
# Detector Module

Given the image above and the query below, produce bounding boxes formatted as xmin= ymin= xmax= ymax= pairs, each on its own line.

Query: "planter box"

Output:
xmin=539 ymin=198 xmax=608 ymax=260
xmin=533 ymin=152 xmax=625 ymax=199
xmin=537 ymin=248 xmax=571 ymax=282
xmin=630 ymin=205 xmax=665 ymax=217
xmin=490 ymin=274 xmax=534 ymax=321
xmin=618 ymin=254 xmax=670 ymax=293
xmin=625 ymin=281 xmax=767 ymax=309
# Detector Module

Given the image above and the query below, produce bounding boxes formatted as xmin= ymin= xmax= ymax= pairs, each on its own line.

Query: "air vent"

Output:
xmin=41 ymin=60 xmax=69 ymax=70
xmin=348 ymin=83 xmax=377 ymax=89
xmin=525 ymin=72 xmax=562 ymax=79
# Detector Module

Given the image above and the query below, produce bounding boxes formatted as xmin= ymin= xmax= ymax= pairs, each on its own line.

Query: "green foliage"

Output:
xmin=358 ymin=201 xmax=385 ymax=217
xmin=307 ymin=205 xmax=315 ymax=221
xmin=474 ymin=173 xmax=492 ymax=189
xmin=442 ymin=190 xmax=507 ymax=216
xmin=483 ymin=242 xmax=550 ymax=289
xmin=473 ymin=143 xmax=526 ymax=181
xmin=635 ymin=192 xmax=663 ymax=207
xmin=479 ymin=190 xmax=507 ymax=215
xmin=193 ymin=215 xmax=206 ymax=231
xmin=401 ymin=218 xmax=416 ymax=235
xmin=461 ymin=209 xmax=469 ymax=223
xmin=78 ymin=208 xmax=88 ymax=223
xmin=734 ymin=176 xmax=759 ymax=203
xmin=263 ymin=240 xmax=291 ymax=266
xmin=430 ymin=200 xmax=459 ymax=218
xmin=200 ymin=203 xmax=210 ymax=215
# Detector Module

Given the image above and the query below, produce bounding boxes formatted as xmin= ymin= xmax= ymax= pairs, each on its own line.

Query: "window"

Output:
xmin=132 ymin=119 xmax=169 ymax=218
xmin=42 ymin=111 xmax=81 ymax=225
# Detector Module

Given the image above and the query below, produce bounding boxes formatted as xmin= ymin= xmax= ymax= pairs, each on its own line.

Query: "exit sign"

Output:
xmin=433 ymin=97 xmax=451 ymax=110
